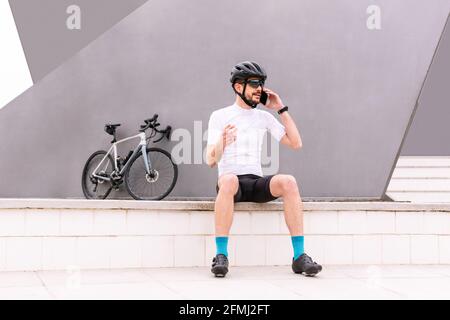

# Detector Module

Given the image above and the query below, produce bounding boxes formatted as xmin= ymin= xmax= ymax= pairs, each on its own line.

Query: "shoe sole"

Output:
xmin=214 ymin=273 xmax=226 ymax=278
xmin=211 ymin=266 xmax=228 ymax=278
xmin=293 ymin=265 xmax=322 ymax=277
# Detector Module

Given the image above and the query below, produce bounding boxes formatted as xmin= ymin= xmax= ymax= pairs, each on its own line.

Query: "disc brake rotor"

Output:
xmin=146 ymin=170 xmax=159 ymax=183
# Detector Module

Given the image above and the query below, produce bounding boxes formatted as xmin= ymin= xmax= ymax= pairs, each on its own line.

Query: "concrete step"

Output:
xmin=392 ymin=168 xmax=450 ymax=178
xmin=387 ymin=156 xmax=450 ymax=203
xmin=1 ymin=199 xmax=450 ymax=271
xmin=386 ymin=192 xmax=450 ymax=203
xmin=388 ymin=179 xmax=450 ymax=192
xmin=395 ymin=156 xmax=450 ymax=167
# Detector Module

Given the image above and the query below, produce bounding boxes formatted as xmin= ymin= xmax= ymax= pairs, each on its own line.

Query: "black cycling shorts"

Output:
xmin=216 ymin=174 xmax=278 ymax=203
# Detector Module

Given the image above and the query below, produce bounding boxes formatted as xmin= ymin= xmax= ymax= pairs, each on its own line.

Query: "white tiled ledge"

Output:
xmin=0 ymin=210 xmax=449 ymax=270
xmin=1 ymin=234 xmax=449 ymax=271
xmin=1 ymin=200 xmax=450 ymax=271
xmin=2 ymin=198 xmax=450 ymax=212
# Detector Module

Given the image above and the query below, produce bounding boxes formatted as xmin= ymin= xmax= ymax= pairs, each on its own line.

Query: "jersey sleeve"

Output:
xmin=207 ymin=111 xmax=222 ymax=146
xmin=265 ymin=111 xmax=286 ymax=142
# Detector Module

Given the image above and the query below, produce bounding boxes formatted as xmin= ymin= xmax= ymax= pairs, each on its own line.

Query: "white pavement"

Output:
xmin=1 ymin=265 xmax=450 ymax=300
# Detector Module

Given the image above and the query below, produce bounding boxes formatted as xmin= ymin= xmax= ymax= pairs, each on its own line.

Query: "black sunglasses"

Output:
xmin=245 ymin=79 xmax=265 ymax=89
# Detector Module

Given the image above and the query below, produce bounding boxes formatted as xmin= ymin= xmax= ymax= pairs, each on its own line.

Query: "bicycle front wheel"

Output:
xmin=124 ymin=147 xmax=178 ymax=200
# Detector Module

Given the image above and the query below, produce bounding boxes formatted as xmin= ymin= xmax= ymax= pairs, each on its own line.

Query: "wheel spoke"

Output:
xmin=125 ymin=150 xmax=176 ymax=200
xmin=82 ymin=152 xmax=114 ymax=199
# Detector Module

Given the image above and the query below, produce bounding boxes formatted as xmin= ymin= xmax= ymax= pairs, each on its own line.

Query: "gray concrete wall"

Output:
xmin=401 ymin=16 xmax=450 ymax=156
xmin=1 ymin=0 xmax=449 ymax=199
xmin=9 ymin=0 xmax=149 ymax=82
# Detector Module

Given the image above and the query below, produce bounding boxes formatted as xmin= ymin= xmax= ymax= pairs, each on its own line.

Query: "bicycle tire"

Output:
xmin=124 ymin=147 xmax=178 ymax=200
xmin=81 ymin=150 xmax=115 ymax=199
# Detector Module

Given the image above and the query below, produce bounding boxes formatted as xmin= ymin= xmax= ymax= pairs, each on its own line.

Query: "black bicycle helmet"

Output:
xmin=230 ymin=61 xmax=267 ymax=108
xmin=230 ymin=61 xmax=267 ymax=84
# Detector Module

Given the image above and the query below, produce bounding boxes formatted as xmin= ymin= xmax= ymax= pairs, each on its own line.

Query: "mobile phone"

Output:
xmin=260 ymin=90 xmax=268 ymax=105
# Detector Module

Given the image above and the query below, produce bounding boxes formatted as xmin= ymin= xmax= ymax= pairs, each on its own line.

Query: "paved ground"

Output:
xmin=1 ymin=265 xmax=450 ymax=299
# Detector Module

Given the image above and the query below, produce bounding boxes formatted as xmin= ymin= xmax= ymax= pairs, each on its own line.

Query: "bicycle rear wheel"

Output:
xmin=124 ymin=147 xmax=177 ymax=200
xmin=81 ymin=150 xmax=114 ymax=199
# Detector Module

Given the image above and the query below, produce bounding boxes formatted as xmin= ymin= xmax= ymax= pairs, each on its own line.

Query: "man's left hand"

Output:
xmin=262 ymin=88 xmax=284 ymax=111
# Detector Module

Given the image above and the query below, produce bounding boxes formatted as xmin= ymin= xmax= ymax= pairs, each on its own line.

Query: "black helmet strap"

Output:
xmin=232 ymin=80 xmax=258 ymax=109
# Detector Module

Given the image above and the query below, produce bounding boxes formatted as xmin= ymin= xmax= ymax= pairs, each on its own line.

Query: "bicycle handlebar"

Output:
xmin=139 ymin=114 xmax=171 ymax=142
xmin=153 ymin=125 xmax=171 ymax=143
xmin=144 ymin=114 xmax=158 ymax=124
xmin=140 ymin=114 xmax=158 ymax=132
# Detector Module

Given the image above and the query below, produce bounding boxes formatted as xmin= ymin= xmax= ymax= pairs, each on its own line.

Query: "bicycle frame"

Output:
xmin=92 ymin=132 xmax=151 ymax=182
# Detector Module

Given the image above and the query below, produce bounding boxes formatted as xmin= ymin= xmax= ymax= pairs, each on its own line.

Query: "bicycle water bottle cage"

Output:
xmin=124 ymin=150 xmax=134 ymax=164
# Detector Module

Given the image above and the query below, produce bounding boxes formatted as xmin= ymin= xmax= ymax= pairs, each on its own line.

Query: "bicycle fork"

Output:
xmin=141 ymin=144 xmax=152 ymax=174
xmin=139 ymin=133 xmax=152 ymax=174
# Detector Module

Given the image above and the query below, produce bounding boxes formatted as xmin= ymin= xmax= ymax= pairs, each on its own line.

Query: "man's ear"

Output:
xmin=233 ymin=82 xmax=242 ymax=94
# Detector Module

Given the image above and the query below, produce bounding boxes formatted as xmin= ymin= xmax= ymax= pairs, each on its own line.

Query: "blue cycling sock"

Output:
xmin=216 ymin=236 xmax=229 ymax=257
xmin=291 ymin=236 xmax=304 ymax=260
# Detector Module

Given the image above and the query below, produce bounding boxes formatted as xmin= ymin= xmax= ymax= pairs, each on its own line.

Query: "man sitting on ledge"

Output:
xmin=206 ymin=61 xmax=322 ymax=277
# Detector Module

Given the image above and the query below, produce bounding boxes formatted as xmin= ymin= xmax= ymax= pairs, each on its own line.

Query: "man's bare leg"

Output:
xmin=269 ymin=174 xmax=303 ymax=236
xmin=270 ymin=174 xmax=322 ymax=276
xmin=215 ymin=174 xmax=239 ymax=236
xmin=211 ymin=174 xmax=239 ymax=277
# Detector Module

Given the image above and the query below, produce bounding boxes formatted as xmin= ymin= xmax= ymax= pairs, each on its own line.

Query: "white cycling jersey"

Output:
xmin=207 ymin=103 xmax=286 ymax=177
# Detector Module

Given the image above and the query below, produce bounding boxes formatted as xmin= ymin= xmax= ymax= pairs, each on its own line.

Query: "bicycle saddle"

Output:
xmin=104 ymin=123 xmax=121 ymax=135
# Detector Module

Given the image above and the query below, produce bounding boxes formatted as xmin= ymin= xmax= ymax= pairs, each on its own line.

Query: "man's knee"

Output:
xmin=279 ymin=174 xmax=299 ymax=194
xmin=218 ymin=174 xmax=239 ymax=195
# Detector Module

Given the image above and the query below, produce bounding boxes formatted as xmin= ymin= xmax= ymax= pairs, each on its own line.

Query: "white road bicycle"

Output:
xmin=81 ymin=114 xmax=178 ymax=200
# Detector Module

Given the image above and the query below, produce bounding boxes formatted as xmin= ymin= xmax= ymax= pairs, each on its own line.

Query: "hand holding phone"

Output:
xmin=260 ymin=90 xmax=269 ymax=105
xmin=261 ymin=88 xmax=284 ymax=111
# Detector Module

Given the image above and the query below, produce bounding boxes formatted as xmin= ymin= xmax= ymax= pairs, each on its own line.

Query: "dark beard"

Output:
xmin=247 ymin=94 xmax=259 ymax=103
